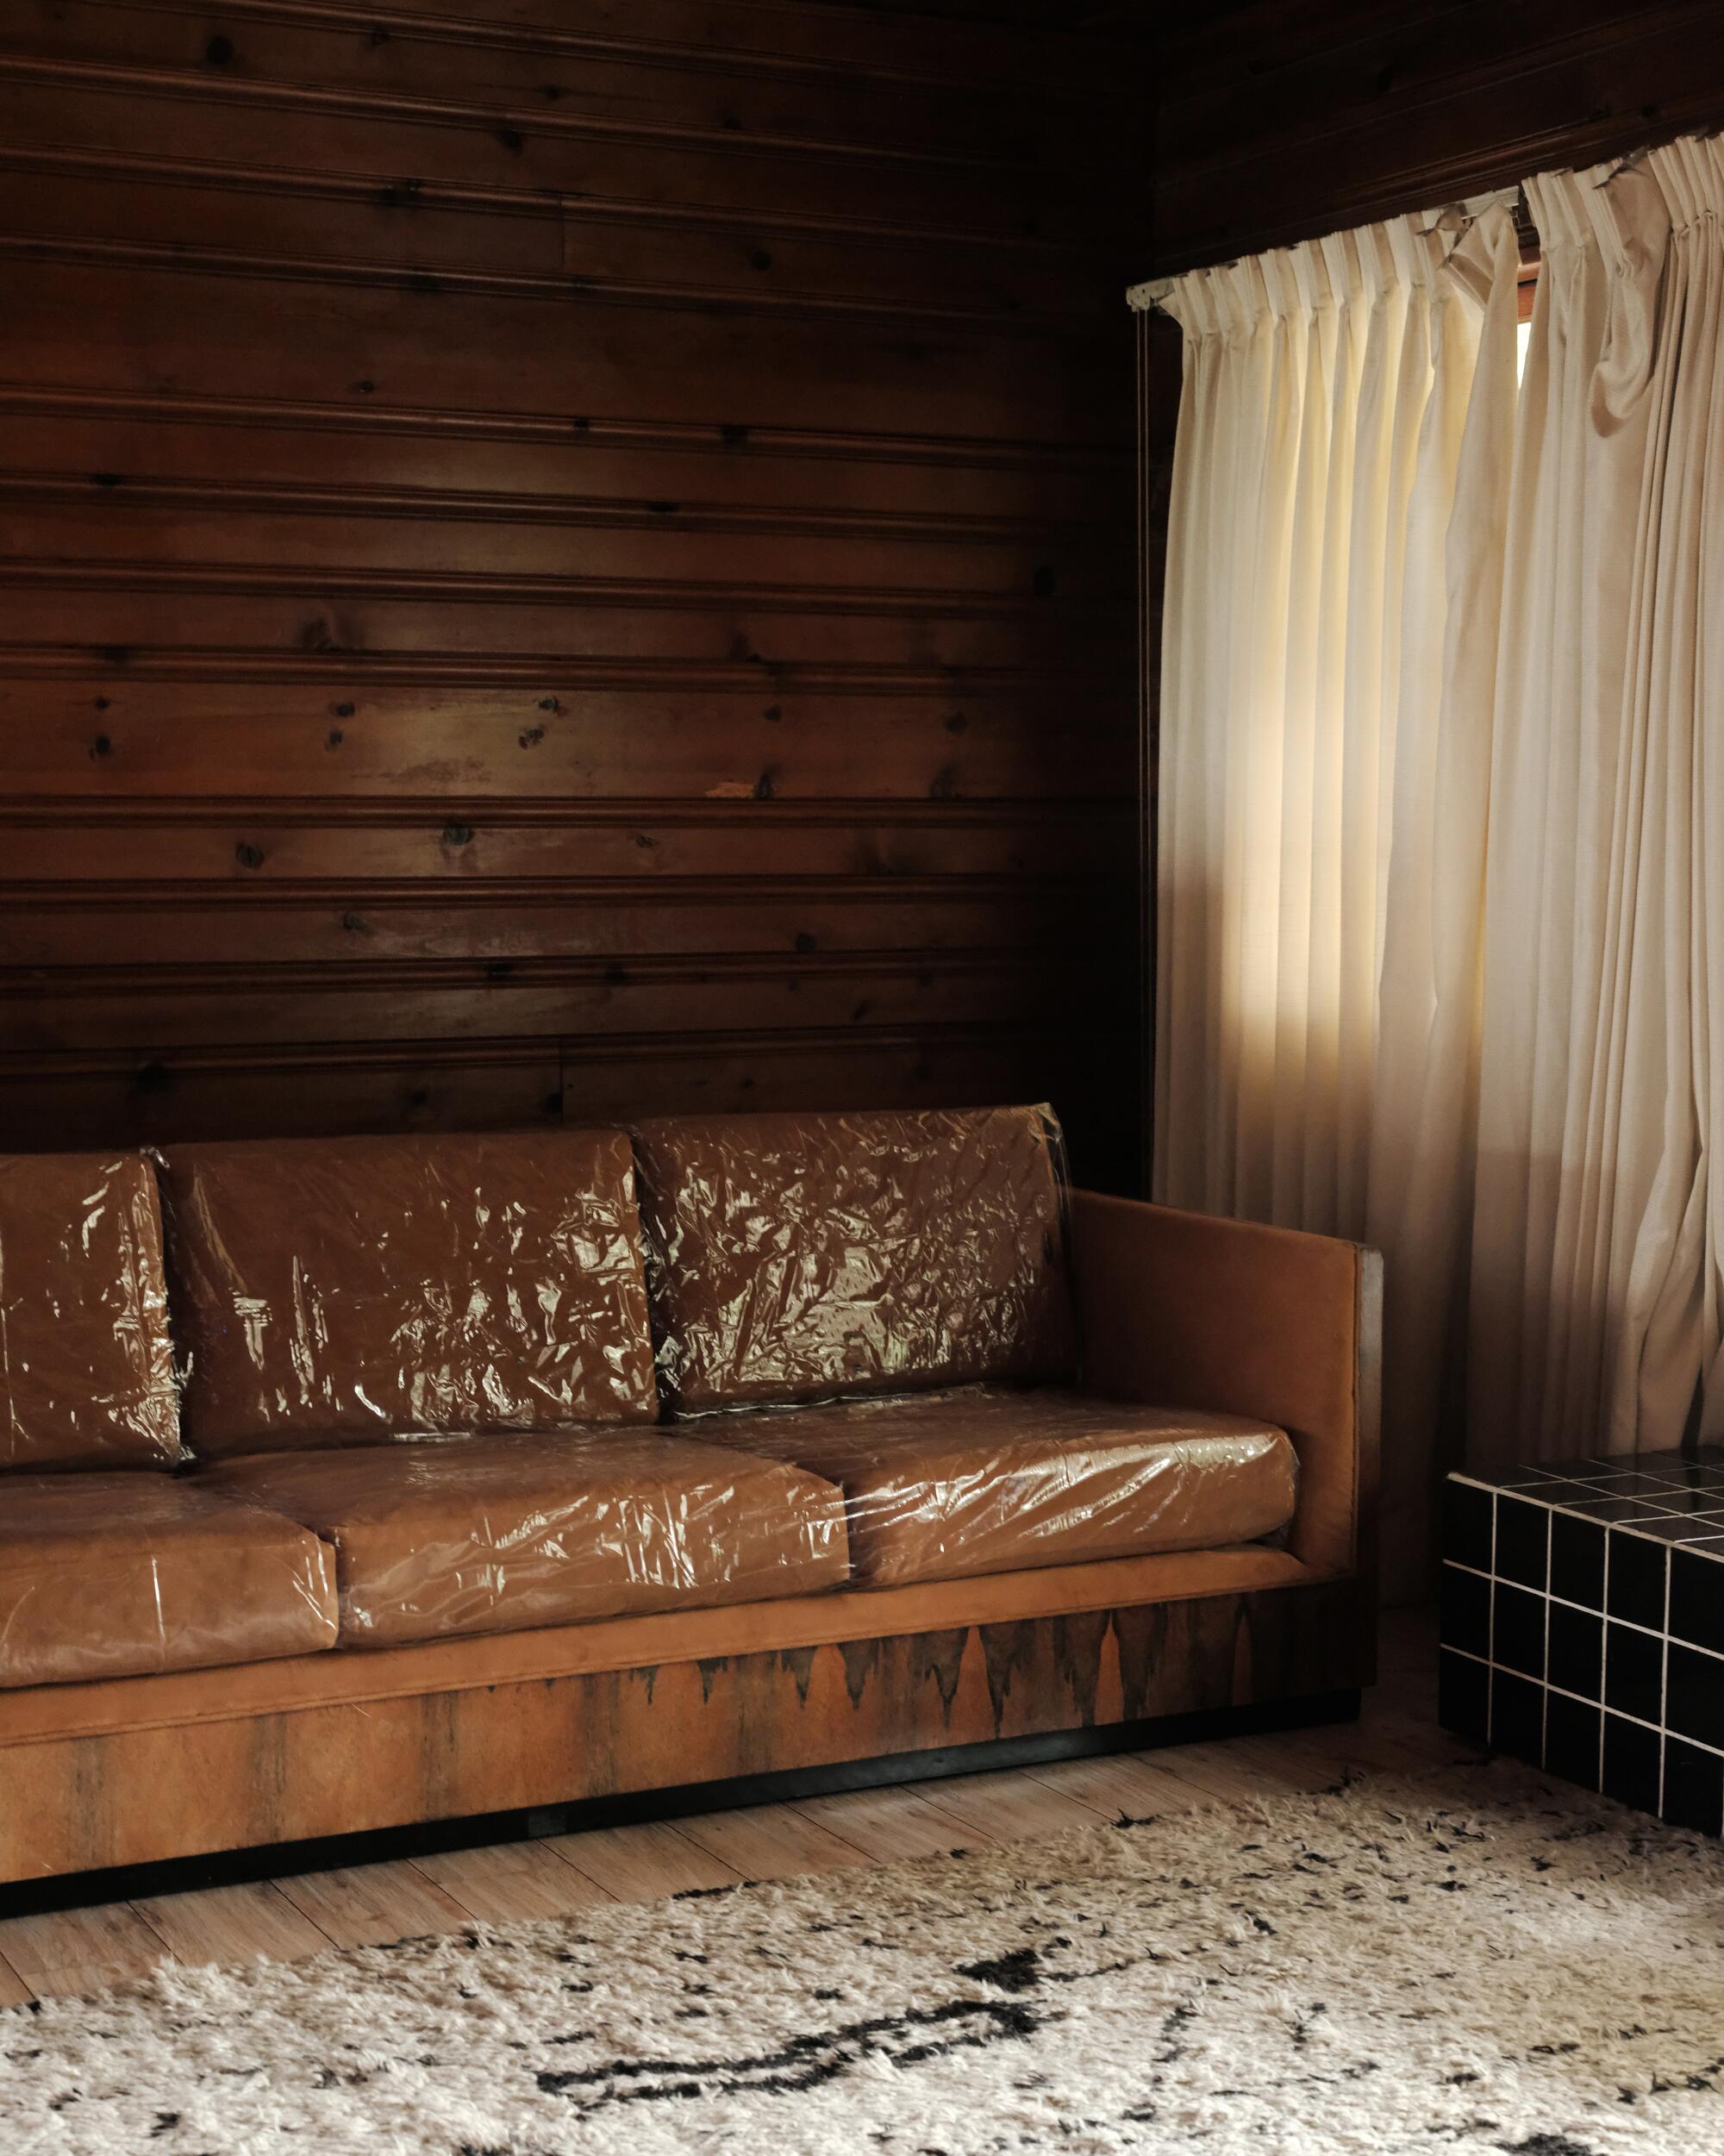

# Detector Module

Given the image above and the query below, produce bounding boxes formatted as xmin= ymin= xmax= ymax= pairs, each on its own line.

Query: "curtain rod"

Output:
xmin=1125 ymin=184 xmax=1525 ymax=310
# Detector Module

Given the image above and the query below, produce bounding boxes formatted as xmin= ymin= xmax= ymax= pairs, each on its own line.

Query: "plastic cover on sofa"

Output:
xmin=693 ymin=1385 xmax=1297 ymax=1586
xmin=158 ymin=1129 xmax=660 ymax=1458
xmin=197 ymin=1430 xmax=850 ymax=1646
xmin=628 ymin=1103 xmax=1079 ymax=1414
xmin=0 ymin=1108 xmax=1304 ymax=1686
xmin=0 ymin=1150 xmax=181 ymax=1473
xmin=0 ymin=1476 xmax=337 ymax=1689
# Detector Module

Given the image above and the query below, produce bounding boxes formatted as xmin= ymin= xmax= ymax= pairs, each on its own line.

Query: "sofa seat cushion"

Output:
xmin=197 ymin=1431 xmax=851 ymax=1647
xmin=628 ymin=1104 xmax=1078 ymax=1414
xmin=692 ymin=1386 xmax=1297 ymax=1587
xmin=0 ymin=1476 xmax=338 ymax=1690
xmin=0 ymin=1151 xmax=180 ymax=1472
xmin=160 ymin=1128 xmax=659 ymax=1459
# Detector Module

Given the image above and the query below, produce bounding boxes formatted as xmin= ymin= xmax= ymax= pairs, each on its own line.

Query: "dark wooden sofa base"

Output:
xmin=0 ymin=1551 xmax=1368 ymax=1898
xmin=0 ymin=1682 xmax=1362 ymax=1922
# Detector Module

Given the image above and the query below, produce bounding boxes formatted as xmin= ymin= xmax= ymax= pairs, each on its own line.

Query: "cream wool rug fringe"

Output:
xmin=3 ymin=1759 xmax=1723 ymax=2156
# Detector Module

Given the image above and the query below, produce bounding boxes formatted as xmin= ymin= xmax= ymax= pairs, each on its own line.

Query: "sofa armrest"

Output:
xmin=1067 ymin=1190 xmax=1380 ymax=1586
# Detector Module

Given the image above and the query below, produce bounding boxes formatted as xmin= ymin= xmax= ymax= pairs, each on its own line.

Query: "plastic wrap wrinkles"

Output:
xmin=630 ymin=1103 xmax=1078 ymax=1414
xmin=0 ymin=1150 xmax=180 ymax=1472
xmin=159 ymin=1129 xmax=659 ymax=1457
xmin=695 ymin=1385 xmax=1298 ymax=1587
xmin=0 ymin=1474 xmax=338 ymax=1689
xmin=201 ymin=1431 xmax=851 ymax=1646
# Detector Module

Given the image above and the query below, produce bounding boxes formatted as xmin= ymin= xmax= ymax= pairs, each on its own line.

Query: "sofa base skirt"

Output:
xmin=0 ymin=1684 xmax=1363 ymax=1919
xmin=0 ymin=1559 xmax=1370 ymax=1893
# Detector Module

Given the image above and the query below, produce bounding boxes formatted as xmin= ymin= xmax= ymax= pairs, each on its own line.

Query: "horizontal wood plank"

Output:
xmin=0 ymin=680 xmax=1133 ymax=800
xmin=0 ymin=801 xmax=1132 ymax=883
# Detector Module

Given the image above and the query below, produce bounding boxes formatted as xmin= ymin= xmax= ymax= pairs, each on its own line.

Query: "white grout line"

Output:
xmin=1451 ymin=1475 xmax=1724 ymax=1555
xmin=1442 ymin=1559 xmax=1724 ymax=1657
xmin=1660 ymin=1541 xmax=1675 ymax=1813
xmin=1439 ymin=1643 xmax=1724 ymax=1761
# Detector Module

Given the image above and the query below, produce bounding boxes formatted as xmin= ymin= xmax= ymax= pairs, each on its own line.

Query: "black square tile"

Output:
xmin=1655 ymin=1462 xmax=1722 ymax=1489
xmin=1438 ymin=1648 xmax=1490 ymax=1745
xmin=1551 ymin=1512 xmax=1606 ymax=1610
xmin=1606 ymin=1531 xmax=1669 ymax=1629
xmin=1666 ymin=1642 xmax=1724 ymax=1752
xmin=1662 ymin=1738 xmax=1724 ymax=1835
xmin=1603 ymin=1622 xmax=1665 ymax=1722
xmin=1493 ymin=1582 xmax=1546 ymax=1680
xmin=1602 ymin=1714 xmax=1662 ymax=1815
xmin=1544 ymin=1693 xmax=1602 ymax=1791
xmin=1669 ymin=1547 xmax=1724 ymax=1655
xmin=1535 ymin=1479 xmax=1619 ymax=1508
xmin=1640 ymin=1485 xmax=1718 ymax=1515
xmin=1547 ymin=1602 xmax=1603 ymax=1701
xmin=1443 ymin=1479 xmax=1494 ymax=1572
xmin=1440 ymin=1563 xmax=1491 ymax=1659
xmin=1490 ymin=1670 xmax=1545 ymax=1765
xmin=1496 ymin=1494 xmax=1552 ymax=1590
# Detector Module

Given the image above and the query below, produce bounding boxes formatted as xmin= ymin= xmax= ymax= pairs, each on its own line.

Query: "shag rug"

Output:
xmin=5 ymin=1760 xmax=1724 ymax=2156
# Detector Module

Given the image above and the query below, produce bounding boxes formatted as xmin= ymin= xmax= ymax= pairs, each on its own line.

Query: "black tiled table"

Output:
xmin=1438 ymin=1450 xmax=1724 ymax=1834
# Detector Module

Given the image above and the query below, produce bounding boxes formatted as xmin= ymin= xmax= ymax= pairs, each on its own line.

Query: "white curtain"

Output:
xmin=1152 ymin=131 xmax=1724 ymax=1580
xmin=1471 ymin=136 xmax=1724 ymax=1472
xmin=1154 ymin=198 xmax=1521 ymax=1578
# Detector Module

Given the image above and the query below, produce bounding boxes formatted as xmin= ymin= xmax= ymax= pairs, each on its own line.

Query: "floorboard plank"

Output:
xmin=130 ymin=1881 xmax=334 ymax=1970
xmin=1022 ymin=1747 xmax=1214 ymax=1822
xmin=544 ymin=1819 xmax=744 ymax=1903
xmin=905 ymin=1765 xmax=1108 ymax=1845
xmin=275 ymin=1859 xmax=475 ymax=1950
xmin=0 ymin=1951 xmax=31 ymax=2009
xmin=412 ymin=1840 xmax=618 ymax=1925
xmin=791 ymin=1782 xmax=995 ymax=1862
xmin=0 ymin=1903 xmax=176 ymax=1999
xmin=1145 ymin=1736 xmax=1319 ymax=1807
xmin=674 ymin=1801 xmax=876 ymax=1882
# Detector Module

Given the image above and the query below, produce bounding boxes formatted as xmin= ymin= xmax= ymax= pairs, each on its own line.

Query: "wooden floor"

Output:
xmin=0 ymin=1610 xmax=1466 ymax=2009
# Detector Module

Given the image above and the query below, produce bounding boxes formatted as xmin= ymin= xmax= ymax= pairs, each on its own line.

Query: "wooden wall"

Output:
xmin=0 ymin=0 xmax=1148 ymax=1188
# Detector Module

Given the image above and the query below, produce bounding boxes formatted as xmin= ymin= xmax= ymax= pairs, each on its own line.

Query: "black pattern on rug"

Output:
xmin=5 ymin=1760 xmax=1724 ymax=2155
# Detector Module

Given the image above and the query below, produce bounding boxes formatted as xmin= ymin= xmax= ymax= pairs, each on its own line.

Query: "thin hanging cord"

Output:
xmin=1136 ymin=304 xmax=1156 ymax=1198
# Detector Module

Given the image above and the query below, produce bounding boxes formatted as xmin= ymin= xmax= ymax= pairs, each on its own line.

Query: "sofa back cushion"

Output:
xmin=0 ymin=1151 xmax=181 ymax=1472
xmin=160 ymin=1128 xmax=658 ymax=1458
xmin=628 ymin=1103 xmax=1077 ymax=1415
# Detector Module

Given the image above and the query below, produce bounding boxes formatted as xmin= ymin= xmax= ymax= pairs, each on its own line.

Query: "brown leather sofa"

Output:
xmin=0 ymin=1106 xmax=1378 ymax=1890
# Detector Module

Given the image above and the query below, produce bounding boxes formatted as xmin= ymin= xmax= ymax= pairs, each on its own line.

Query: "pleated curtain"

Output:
xmin=1155 ymin=199 xmax=1521 ymax=1579
xmin=1471 ymin=137 xmax=1724 ymax=1473
xmin=1152 ymin=129 xmax=1724 ymax=1583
